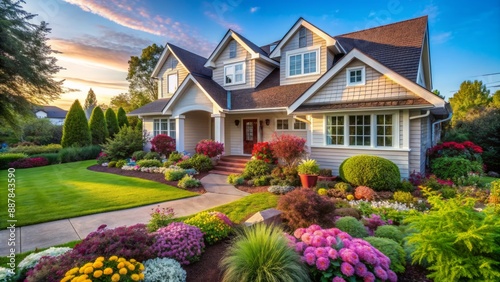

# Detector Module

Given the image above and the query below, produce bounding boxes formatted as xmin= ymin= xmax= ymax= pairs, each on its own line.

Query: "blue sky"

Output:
xmin=24 ymin=0 xmax=500 ymax=109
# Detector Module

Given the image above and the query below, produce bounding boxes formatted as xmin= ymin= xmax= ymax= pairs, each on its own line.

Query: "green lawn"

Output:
xmin=0 ymin=160 xmax=198 ymax=228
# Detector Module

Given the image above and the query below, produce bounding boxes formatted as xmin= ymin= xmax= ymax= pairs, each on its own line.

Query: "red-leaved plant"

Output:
xmin=9 ymin=157 xmax=48 ymax=169
xmin=151 ymin=134 xmax=176 ymax=156
xmin=251 ymin=142 xmax=277 ymax=164
xmin=428 ymin=141 xmax=483 ymax=161
xmin=269 ymin=133 xmax=306 ymax=166
xmin=195 ymin=139 xmax=224 ymax=158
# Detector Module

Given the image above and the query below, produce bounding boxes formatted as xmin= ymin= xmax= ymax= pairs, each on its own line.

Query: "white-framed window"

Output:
xmin=287 ymin=47 xmax=319 ymax=78
xmin=167 ymin=73 xmax=177 ymax=94
xmin=153 ymin=118 xmax=176 ymax=139
xmin=229 ymin=41 xmax=237 ymax=58
xmin=293 ymin=120 xmax=307 ymax=130
xmin=346 ymin=66 xmax=365 ymax=86
xmin=276 ymin=119 xmax=289 ymax=130
xmin=299 ymin=27 xmax=307 ymax=48
xmin=224 ymin=62 xmax=245 ymax=85
xmin=325 ymin=113 xmax=397 ymax=148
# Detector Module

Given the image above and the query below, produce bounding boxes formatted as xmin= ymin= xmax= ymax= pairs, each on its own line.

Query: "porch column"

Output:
xmin=174 ymin=115 xmax=185 ymax=153
xmin=211 ymin=113 xmax=225 ymax=150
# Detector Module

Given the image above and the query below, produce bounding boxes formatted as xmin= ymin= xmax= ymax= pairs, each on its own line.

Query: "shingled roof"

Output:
xmin=35 ymin=106 xmax=67 ymax=118
xmin=168 ymin=43 xmax=212 ymax=77
xmin=128 ymin=98 xmax=171 ymax=116
xmin=335 ymin=16 xmax=427 ymax=82
xmin=231 ymin=30 xmax=270 ymax=57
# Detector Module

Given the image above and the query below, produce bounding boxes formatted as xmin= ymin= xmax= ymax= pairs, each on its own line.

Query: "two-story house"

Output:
xmin=129 ymin=16 xmax=451 ymax=178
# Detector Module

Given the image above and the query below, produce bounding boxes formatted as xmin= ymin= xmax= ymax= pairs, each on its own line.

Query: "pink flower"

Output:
xmin=313 ymin=230 xmax=325 ymax=237
xmin=304 ymin=252 xmax=316 ymax=266
xmin=307 ymin=224 xmax=322 ymax=233
xmin=379 ymin=257 xmax=390 ymax=270
xmin=374 ymin=266 xmax=388 ymax=280
xmin=314 ymin=247 xmax=328 ymax=258
xmin=304 ymin=246 xmax=315 ymax=254
xmin=326 ymin=236 xmax=337 ymax=246
xmin=295 ymin=242 xmax=306 ymax=253
xmin=316 ymin=256 xmax=330 ymax=271
xmin=328 ymin=248 xmax=338 ymax=260
xmin=332 ymin=277 xmax=346 ymax=282
xmin=340 ymin=248 xmax=359 ymax=265
xmin=301 ymin=232 xmax=313 ymax=245
xmin=363 ymin=272 xmax=375 ymax=282
xmin=294 ymin=228 xmax=306 ymax=239
xmin=311 ymin=235 xmax=327 ymax=247
xmin=355 ymin=262 xmax=368 ymax=277
xmin=387 ymin=270 xmax=398 ymax=282
xmin=340 ymin=262 xmax=355 ymax=276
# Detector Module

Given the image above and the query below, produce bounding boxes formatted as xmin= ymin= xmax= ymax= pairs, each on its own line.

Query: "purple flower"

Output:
xmin=340 ymin=262 xmax=355 ymax=276
xmin=295 ymin=242 xmax=306 ymax=253
xmin=387 ymin=270 xmax=398 ymax=282
xmin=355 ymin=262 xmax=368 ymax=277
xmin=304 ymin=252 xmax=316 ymax=266
xmin=328 ymin=248 xmax=338 ymax=260
xmin=374 ymin=266 xmax=388 ymax=280
xmin=326 ymin=236 xmax=337 ymax=246
xmin=311 ymin=235 xmax=327 ymax=247
xmin=316 ymin=257 xmax=330 ymax=271
xmin=304 ymin=246 xmax=316 ymax=254
xmin=307 ymin=224 xmax=322 ymax=233
xmin=379 ymin=256 xmax=390 ymax=270
xmin=314 ymin=247 xmax=328 ymax=258
xmin=332 ymin=277 xmax=346 ymax=282
xmin=294 ymin=228 xmax=306 ymax=239
xmin=340 ymin=248 xmax=359 ymax=265
xmin=363 ymin=272 xmax=375 ymax=282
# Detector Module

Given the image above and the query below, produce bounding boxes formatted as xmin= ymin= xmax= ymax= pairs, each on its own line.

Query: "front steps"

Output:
xmin=210 ymin=156 xmax=250 ymax=176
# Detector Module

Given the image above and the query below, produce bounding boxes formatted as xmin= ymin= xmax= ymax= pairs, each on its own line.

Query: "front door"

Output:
xmin=243 ymin=119 xmax=257 ymax=154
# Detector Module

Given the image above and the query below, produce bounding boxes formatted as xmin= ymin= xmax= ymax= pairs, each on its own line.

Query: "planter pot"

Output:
xmin=318 ymin=176 xmax=338 ymax=182
xmin=210 ymin=156 xmax=220 ymax=166
xmin=299 ymin=174 xmax=318 ymax=188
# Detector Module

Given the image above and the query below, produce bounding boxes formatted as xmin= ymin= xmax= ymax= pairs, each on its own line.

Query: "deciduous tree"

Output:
xmin=61 ymin=100 xmax=91 ymax=147
xmin=449 ymin=80 xmax=491 ymax=124
xmin=126 ymin=43 xmax=164 ymax=101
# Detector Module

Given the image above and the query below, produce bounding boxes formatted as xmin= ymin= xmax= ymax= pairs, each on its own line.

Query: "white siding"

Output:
xmin=158 ymin=54 xmax=189 ymax=98
xmin=280 ymin=27 xmax=328 ymax=85
xmin=420 ymin=116 xmax=431 ymax=173
xmin=171 ymin=82 xmax=214 ymax=116
xmin=184 ymin=111 xmax=211 ymax=154
xmin=212 ymin=40 xmax=254 ymax=90
xmin=305 ymin=60 xmax=419 ymax=105
xmin=255 ymin=60 xmax=275 ymax=87
xmin=409 ymin=111 xmax=422 ymax=174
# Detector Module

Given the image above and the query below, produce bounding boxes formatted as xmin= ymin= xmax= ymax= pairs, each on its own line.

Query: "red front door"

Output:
xmin=243 ymin=119 xmax=257 ymax=154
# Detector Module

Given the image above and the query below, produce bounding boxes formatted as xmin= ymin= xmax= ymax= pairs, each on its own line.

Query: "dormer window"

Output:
xmin=346 ymin=66 xmax=366 ymax=86
xmin=229 ymin=41 xmax=237 ymax=58
xmin=286 ymin=47 xmax=320 ymax=78
xmin=299 ymin=27 xmax=307 ymax=48
xmin=224 ymin=62 xmax=245 ymax=85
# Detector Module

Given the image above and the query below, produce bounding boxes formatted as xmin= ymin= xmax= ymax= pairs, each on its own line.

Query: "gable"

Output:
xmin=305 ymin=59 xmax=419 ymax=105
xmin=169 ymin=80 xmax=216 ymax=116
xmin=157 ymin=54 xmax=189 ymax=98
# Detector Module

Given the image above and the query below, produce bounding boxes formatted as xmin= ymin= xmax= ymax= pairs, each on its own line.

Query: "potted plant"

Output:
xmin=297 ymin=159 xmax=320 ymax=188
xmin=318 ymin=168 xmax=338 ymax=181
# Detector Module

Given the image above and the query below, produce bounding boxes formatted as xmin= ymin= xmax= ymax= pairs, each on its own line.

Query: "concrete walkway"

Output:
xmin=0 ymin=174 xmax=248 ymax=256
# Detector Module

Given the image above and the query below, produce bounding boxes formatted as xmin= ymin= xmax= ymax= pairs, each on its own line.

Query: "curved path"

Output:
xmin=0 ymin=174 xmax=248 ymax=256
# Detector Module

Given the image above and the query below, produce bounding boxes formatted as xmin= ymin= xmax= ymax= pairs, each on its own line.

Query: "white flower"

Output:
xmin=143 ymin=257 xmax=186 ymax=282
xmin=18 ymin=247 xmax=72 ymax=272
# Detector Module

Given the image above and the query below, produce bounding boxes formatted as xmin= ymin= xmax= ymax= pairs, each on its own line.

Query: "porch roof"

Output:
xmin=127 ymin=98 xmax=171 ymax=116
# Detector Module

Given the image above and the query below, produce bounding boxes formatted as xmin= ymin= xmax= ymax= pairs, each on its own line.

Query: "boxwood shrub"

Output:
xmin=8 ymin=144 xmax=62 ymax=155
xmin=242 ymin=159 xmax=272 ymax=179
xmin=339 ymin=155 xmax=400 ymax=191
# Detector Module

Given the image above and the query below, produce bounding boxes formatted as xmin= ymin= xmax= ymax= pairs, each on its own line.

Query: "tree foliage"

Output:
xmin=23 ymin=118 xmax=62 ymax=145
xmin=84 ymin=88 xmax=97 ymax=109
xmin=126 ymin=43 xmax=164 ymax=101
xmin=105 ymin=108 xmax=119 ymax=138
xmin=61 ymin=100 xmax=91 ymax=147
xmin=0 ymin=0 xmax=63 ymax=127
xmin=449 ymin=80 xmax=491 ymax=124
xmin=117 ymin=107 xmax=129 ymax=128
xmin=102 ymin=126 xmax=145 ymax=160
xmin=88 ymin=106 xmax=108 ymax=145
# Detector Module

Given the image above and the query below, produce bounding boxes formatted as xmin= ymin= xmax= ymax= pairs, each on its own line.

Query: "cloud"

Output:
xmin=61 ymin=77 xmax=129 ymax=89
xmin=202 ymin=1 xmax=242 ymax=32
xmin=250 ymin=7 xmax=260 ymax=13
xmin=431 ymin=31 xmax=452 ymax=44
xmin=419 ymin=3 xmax=439 ymax=23
xmin=62 ymin=0 xmax=215 ymax=56
xmin=204 ymin=10 xmax=242 ymax=32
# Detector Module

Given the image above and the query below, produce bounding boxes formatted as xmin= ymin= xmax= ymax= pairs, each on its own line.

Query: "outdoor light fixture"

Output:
xmin=265 ymin=119 xmax=270 ymax=126
xmin=234 ymin=120 xmax=240 ymax=126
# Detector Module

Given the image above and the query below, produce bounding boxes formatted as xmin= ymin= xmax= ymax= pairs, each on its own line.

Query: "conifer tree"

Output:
xmin=105 ymin=108 xmax=119 ymax=138
xmin=117 ymin=107 xmax=129 ymax=128
xmin=89 ymin=106 xmax=108 ymax=145
xmin=61 ymin=100 xmax=91 ymax=147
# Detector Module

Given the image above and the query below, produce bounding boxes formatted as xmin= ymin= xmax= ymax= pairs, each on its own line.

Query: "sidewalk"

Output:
xmin=0 ymin=174 xmax=248 ymax=256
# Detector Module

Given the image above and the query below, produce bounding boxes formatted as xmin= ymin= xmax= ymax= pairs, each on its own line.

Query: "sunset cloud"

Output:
xmin=61 ymin=77 xmax=129 ymax=89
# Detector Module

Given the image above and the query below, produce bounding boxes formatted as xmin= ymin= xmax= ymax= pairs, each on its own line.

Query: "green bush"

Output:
xmin=315 ymin=180 xmax=336 ymax=189
xmin=333 ymin=208 xmax=361 ymax=219
xmin=439 ymin=187 xmax=456 ymax=199
xmin=178 ymin=175 xmax=201 ymax=189
xmin=335 ymin=216 xmax=368 ymax=238
xmin=163 ymin=160 xmax=175 ymax=168
xmin=399 ymin=179 xmax=415 ymax=192
xmin=270 ymin=166 xmax=300 ymax=186
xmin=105 ymin=108 xmax=119 ymax=138
xmin=108 ymin=161 xmax=117 ymax=167
xmin=8 ymin=144 xmax=62 ymax=155
xmin=31 ymin=153 xmax=61 ymax=165
xmin=242 ymin=159 xmax=272 ymax=179
xmin=393 ymin=191 xmax=415 ymax=205
xmin=0 ymin=153 xmax=27 ymax=169
xmin=168 ymin=151 xmax=183 ymax=162
xmin=21 ymin=118 xmax=62 ymax=145
xmin=431 ymin=157 xmax=475 ymax=180
xmin=251 ymin=175 xmax=271 ymax=186
xmin=404 ymin=191 xmax=500 ymax=281
xmin=374 ymin=225 xmax=404 ymax=244
xmin=165 ymin=167 xmax=187 ymax=181
xmin=177 ymin=159 xmax=193 ymax=169
xmin=61 ymin=100 xmax=91 ymax=148
xmin=102 ymin=126 xmax=144 ymax=160
xmin=220 ymin=224 xmax=310 ymax=282
xmin=339 ymin=155 xmax=401 ymax=191
xmin=132 ymin=150 xmax=147 ymax=161
xmin=364 ymin=237 xmax=406 ymax=273
xmin=227 ymin=174 xmax=245 ymax=185
xmin=59 ymin=145 xmax=101 ymax=163
xmin=185 ymin=211 xmax=232 ymax=245
xmin=188 ymin=154 xmax=213 ymax=172
xmin=88 ymin=106 xmax=108 ymax=145
xmin=334 ymin=182 xmax=352 ymax=192
xmin=116 ymin=159 xmax=126 ymax=168
xmin=137 ymin=159 xmax=162 ymax=168
xmin=144 ymin=151 xmax=161 ymax=160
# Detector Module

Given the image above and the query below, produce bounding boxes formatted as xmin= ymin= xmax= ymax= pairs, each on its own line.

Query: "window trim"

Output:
xmin=346 ymin=66 xmax=366 ymax=86
xmin=293 ymin=119 xmax=307 ymax=131
xmin=286 ymin=46 xmax=320 ymax=78
xmin=224 ymin=62 xmax=246 ymax=86
xmin=275 ymin=118 xmax=289 ymax=131
xmin=324 ymin=111 xmax=399 ymax=149
xmin=167 ymin=73 xmax=178 ymax=94
xmin=153 ymin=118 xmax=176 ymax=139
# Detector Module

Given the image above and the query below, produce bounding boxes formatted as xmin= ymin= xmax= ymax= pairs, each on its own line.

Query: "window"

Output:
xmin=153 ymin=118 xmax=176 ymax=138
xmin=346 ymin=66 xmax=365 ymax=86
xmin=224 ymin=62 xmax=245 ymax=85
xmin=167 ymin=73 xmax=177 ymax=93
xmin=276 ymin=119 xmax=289 ymax=130
xmin=293 ymin=120 xmax=307 ymax=130
xmin=326 ymin=116 xmax=344 ymax=145
xmin=229 ymin=41 xmax=237 ymax=58
xmin=287 ymin=49 xmax=318 ymax=77
xmin=326 ymin=113 xmax=397 ymax=148
xmin=299 ymin=27 xmax=307 ymax=48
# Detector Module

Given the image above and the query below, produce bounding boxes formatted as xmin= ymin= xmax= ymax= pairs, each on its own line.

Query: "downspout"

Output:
xmin=431 ymin=112 xmax=452 ymax=146
xmin=409 ymin=110 xmax=430 ymax=120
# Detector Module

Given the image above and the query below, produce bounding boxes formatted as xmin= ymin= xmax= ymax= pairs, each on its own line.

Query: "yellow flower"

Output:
xmin=66 ymin=267 xmax=79 ymax=276
xmin=93 ymin=260 xmax=104 ymax=269
xmin=117 ymin=262 xmax=125 ymax=269
xmin=118 ymin=257 xmax=126 ymax=262
xmin=103 ymin=267 xmax=114 ymax=275
xmin=127 ymin=264 xmax=135 ymax=271
xmin=131 ymin=274 xmax=140 ymax=281
xmin=119 ymin=267 xmax=128 ymax=275
xmin=139 ymin=273 xmax=145 ymax=280
xmin=109 ymin=256 xmax=118 ymax=261
xmin=129 ymin=259 xmax=136 ymax=263
xmin=138 ymin=263 xmax=145 ymax=271
xmin=111 ymin=273 xmax=121 ymax=282
xmin=96 ymin=256 xmax=105 ymax=262
xmin=83 ymin=266 xmax=94 ymax=274
xmin=76 ymin=275 xmax=88 ymax=282
xmin=93 ymin=270 xmax=103 ymax=278
xmin=84 ymin=280 xmax=92 ymax=282
xmin=60 ymin=275 xmax=74 ymax=282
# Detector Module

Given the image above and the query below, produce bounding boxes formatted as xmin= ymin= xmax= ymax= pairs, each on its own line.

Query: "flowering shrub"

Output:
xmin=140 ymin=166 xmax=166 ymax=174
xmin=289 ymin=224 xmax=396 ymax=282
xmin=60 ymin=256 xmax=144 ymax=282
xmin=142 ymin=258 xmax=186 ymax=282
xmin=269 ymin=133 xmax=306 ymax=166
xmin=147 ymin=206 xmax=175 ymax=232
xmin=152 ymin=222 xmax=205 ymax=265
xmin=267 ymin=185 xmax=297 ymax=195
xmin=354 ymin=186 xmax=376 ymax=201
xmin=488 ymin=179 xmax=500 ymax=206
xmin=151 ymin=134 xmax=176 ymax=157
xmin=8 ymin=157 xmax=48 ymax=169
xmin=177 ymin=174 xmax=201 ymax=188
xmin=185 ymin=211 xmax=232 ymax=245
xmin=195 ymin=139 xmax=224 ymax=157
xmin=361 ymin=214 xmax=388 ymax=235
xmin=0 ymin=267 xmax=14 ymax=281
xmin=96 ymin=151 xmax=110 ymax=165
xmin=428 ymin=141 xmax=483 ymax=161
xmin=251 ymin=142 xmax=277 ymax=164
xmin=409 ymin=170 xmax=426 ymax=186
xmin=18 ymin=247 xmax=72 ymax=275
xmin=164 ymin=167 xmax=187 ymax=181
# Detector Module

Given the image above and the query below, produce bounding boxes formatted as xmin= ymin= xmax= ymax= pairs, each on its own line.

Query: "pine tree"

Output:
xmin=84 ymin=88 xmax=97 ymax=110
xmin=61 ymin=100 xmax=91 ymax=147
xmin=89 ymin=107 xmax=108 ymax=145
xmin=105 ymin=108 xmax=119 ymax=138
xmin=117 ymin=107 xmax=129 ymax=128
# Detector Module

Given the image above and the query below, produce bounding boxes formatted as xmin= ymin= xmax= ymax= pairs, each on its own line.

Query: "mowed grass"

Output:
xmin=0 ymin=160 xmax=197 ymax=228
xmin=208 ymin=192 xmax=279 ymax=223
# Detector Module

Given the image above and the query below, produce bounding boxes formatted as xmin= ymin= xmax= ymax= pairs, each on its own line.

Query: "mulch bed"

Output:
xmin=184 ymin=241 xmax=229 ymax=282
xmin=234 ymin=184 xmax=269 ymax=193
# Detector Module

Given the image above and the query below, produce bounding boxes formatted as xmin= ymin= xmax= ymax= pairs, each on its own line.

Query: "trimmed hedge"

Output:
xmin=340 ymin=155 xmax=401 ymax=191
xmin=8 ymin=144 xmax=62 ymax=155
xmin=0 ymin=153 xmax=28 ymax=169
xmin=59 ymin=145 xmax=101 ymax=163
xmin=31 ymin=153 xmax=61 ymax=165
